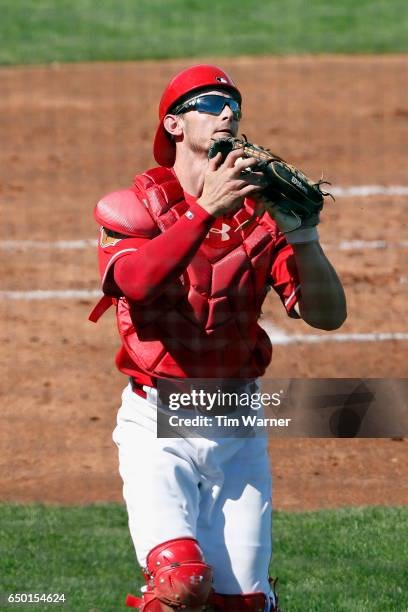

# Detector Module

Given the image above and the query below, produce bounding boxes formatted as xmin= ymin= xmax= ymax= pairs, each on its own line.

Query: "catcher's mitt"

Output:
xmin=208 ymin=136 xmax=333 ymax=231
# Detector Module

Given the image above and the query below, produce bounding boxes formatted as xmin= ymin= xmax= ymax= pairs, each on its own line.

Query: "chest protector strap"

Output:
xmin=133 ymin=167 xmax=186 ymax=231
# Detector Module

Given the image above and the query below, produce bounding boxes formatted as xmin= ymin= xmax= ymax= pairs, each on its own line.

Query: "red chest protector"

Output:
xmin=95 ymin=167 xmax=280 ymax=379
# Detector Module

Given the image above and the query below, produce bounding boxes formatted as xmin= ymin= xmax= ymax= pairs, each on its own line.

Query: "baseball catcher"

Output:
xmin=90 ymin=64 xmax=347 ymax=611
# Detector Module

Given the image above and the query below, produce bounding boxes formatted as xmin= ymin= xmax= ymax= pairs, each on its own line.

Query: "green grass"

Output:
xmin=273 ymin=506 xmax=408 ymax=611
xmin=0 ymin=504 xmax=137 ymax=611
xmin=0 ymin=0 xmax=407 ymax=65
xmin=0 ymin=504 xmax=407 ymax=611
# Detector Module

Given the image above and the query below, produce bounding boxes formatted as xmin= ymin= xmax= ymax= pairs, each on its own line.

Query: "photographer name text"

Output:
xmin=168 ymin=414 xmax=291 ymax=428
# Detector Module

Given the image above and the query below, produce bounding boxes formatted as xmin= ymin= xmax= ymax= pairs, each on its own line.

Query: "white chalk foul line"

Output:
xmin=259 ymin=322 xmax=408 ymax=345
xmin=1 ymin=239 xmax=97 ymax=250
xmin=325 ymin=240 xmax=408 ymax=250
xmin=2 ymin=239 xmax=408 ymax=251
xmin=0 ymin=290 xmax=102 ymax=300
xmin=269 ymin=331 xmax=408 ymax=345
xmin=331 ymin=185 xmax=408 ymax=197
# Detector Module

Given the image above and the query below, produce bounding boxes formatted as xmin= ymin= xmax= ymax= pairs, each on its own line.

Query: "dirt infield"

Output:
xmin=1 ymin=56 xmax=407 ymax=510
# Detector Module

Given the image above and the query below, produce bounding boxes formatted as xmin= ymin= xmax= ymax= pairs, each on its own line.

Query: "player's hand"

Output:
xmin=197 ymin=148 xmax=266 ymax=218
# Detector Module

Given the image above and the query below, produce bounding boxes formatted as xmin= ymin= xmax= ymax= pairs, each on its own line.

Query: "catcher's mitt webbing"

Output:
xmin=208 ymin=137 xmax=332 ymax=222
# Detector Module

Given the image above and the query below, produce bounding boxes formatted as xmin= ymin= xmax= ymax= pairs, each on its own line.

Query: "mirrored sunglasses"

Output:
xmin=173 ymin=94 xmax=242 ymax=121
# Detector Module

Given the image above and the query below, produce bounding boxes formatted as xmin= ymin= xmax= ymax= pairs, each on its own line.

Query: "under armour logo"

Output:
xmin=208 ymin=223 xmax=231 ymax=241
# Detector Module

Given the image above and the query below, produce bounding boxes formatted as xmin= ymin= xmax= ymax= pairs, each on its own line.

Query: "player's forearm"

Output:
xmin=292 ymin=241 xmax=347 ymax=330
xmin=114 ymin=202 xmax=213 ymax=304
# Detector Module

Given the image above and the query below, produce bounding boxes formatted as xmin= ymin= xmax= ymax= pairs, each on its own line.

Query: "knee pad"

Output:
xmin=209 ymin=592 xmax=267 ymax=611
xmin=126 ymin=537 xmax=213 ymax=610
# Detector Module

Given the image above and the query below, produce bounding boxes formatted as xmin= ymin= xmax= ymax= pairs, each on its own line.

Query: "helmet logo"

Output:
xmin=216 ymin=76 xmax=228 ymax=84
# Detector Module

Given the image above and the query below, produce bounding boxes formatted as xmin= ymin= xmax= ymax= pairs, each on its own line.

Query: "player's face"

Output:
xmin=178 ymin=90 xmax=241 ymax=156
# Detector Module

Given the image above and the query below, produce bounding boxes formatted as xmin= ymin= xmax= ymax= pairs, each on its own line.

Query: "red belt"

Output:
xmin=129 ymin=377 xmax=156 ymax=399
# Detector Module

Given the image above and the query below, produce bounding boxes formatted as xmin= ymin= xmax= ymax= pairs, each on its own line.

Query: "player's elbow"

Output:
xmin=330 ymin=300 xmax=348 ymax=329
xmin=332 ymin=308 xmax=347 ymax=330
xmin=301 ymin=301 xmax=347 ymax=331
xmin=305 ymin=309 xmax=347 ymax=331
xmin=318 ymin=315 xmax=346 ymax=331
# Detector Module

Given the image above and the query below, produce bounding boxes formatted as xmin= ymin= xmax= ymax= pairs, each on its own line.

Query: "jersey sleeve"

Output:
xmin=268 ymin=233 xmax=301 ymax=318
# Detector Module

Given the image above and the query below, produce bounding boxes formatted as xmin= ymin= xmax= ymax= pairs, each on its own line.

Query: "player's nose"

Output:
xmin=220 ymin=102 xmax=234 ymax=120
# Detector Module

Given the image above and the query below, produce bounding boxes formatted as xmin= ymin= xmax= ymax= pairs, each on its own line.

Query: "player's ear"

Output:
xmin=163 ymin=114 xmax=184 ymax=138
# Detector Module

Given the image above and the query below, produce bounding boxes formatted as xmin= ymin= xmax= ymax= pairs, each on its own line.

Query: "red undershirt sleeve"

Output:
xmin=114 ymin=200 xmax=214 ymax=303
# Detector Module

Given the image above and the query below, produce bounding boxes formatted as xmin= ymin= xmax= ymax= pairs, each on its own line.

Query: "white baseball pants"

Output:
xmin=113 ymin=382 xmax=273 ymax=598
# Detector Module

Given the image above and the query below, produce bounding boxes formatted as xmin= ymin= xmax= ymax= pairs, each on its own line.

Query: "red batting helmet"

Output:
xmin=153 ymin=64 xmax=241 ymax=167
